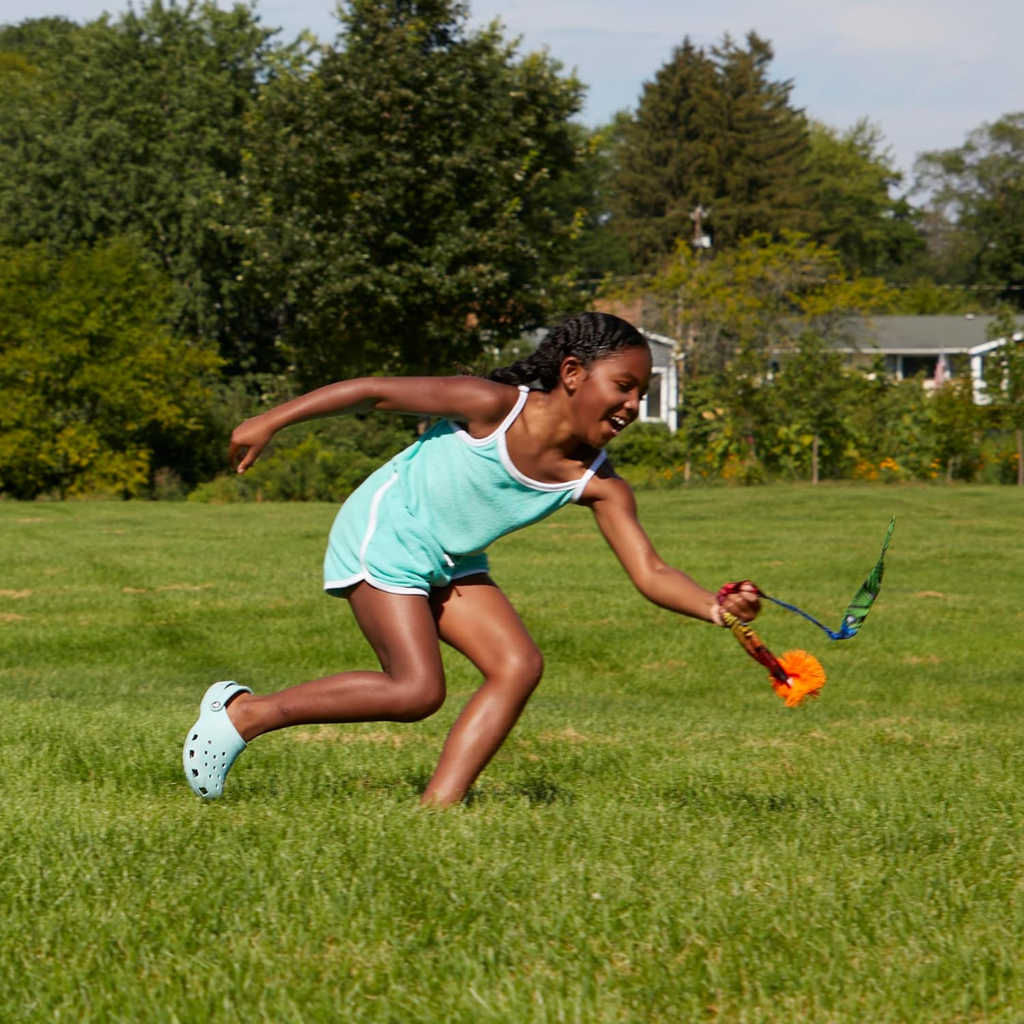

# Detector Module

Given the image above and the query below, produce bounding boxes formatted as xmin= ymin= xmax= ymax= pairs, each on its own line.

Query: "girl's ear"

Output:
xmin=560 ymin=355 xmax=584 ymax=395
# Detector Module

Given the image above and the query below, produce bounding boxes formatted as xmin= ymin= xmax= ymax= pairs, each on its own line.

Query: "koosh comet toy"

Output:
xmin=721 ymin=609 xmax=826 ymax=707
xmin=720 ymin=517 xmax=894 ymax=706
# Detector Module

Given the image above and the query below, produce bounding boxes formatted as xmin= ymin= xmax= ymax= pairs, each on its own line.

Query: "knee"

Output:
xmin=523 ymin=647 xmax=545 ymax=689
xmin=499 ymin=646 xmax=544 ymax=694
xmin=392 ymin=669 xmax=446 ymax=722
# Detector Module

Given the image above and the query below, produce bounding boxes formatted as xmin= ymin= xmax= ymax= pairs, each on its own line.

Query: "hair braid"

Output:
xmin=487 ymin=312 xmax=648 ymax=392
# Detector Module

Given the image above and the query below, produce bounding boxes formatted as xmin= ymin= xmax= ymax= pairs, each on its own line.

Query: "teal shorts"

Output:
xmin=323 ymin=462 xmax=490 ymax=597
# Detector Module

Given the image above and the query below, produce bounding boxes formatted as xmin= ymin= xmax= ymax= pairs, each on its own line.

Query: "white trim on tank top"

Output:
xmin=449 ymin=385 xmax=530 ymax=448
xmin=451 ymin=383 xmax=608 ymax=500
xmin=570 ymin=450 xmax=607 ymax=502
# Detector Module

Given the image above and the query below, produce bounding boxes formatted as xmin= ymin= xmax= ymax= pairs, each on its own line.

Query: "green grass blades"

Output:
xmin=1 ymin=486 xmax=1022 ymax=1022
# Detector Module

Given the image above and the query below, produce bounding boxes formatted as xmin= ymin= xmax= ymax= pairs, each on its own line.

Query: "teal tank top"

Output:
xmin=394 ymin=385 xmax=607 ymax=558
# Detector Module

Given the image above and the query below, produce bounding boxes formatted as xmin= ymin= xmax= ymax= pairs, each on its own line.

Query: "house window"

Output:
xmin=641 ymin=369 xmax=664 ymax=422
xmin=901 ymin=355 xmax=938 ymax=378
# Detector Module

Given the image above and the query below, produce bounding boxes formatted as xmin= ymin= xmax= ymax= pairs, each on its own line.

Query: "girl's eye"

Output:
xmin=617 ymin=381 xmax=632 ymax=392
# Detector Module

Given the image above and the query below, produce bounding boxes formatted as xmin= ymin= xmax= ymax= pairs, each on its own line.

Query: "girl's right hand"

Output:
xmin=715 ymin=580 xmax=761 ymax=622
xmin=229 ymin=416 xmax=276 ymax=473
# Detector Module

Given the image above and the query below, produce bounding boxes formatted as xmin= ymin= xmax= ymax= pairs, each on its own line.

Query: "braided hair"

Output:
xmin=487 ymin=312 xmax=648 ymax=392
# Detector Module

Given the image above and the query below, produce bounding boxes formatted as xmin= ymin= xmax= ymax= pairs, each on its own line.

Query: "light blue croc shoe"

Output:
xmin=182 ymin=681 xmax=253 ymax=799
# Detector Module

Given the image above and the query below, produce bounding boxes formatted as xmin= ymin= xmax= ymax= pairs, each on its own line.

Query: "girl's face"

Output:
xmin=566 ymin=346 xmax=653 ymax=448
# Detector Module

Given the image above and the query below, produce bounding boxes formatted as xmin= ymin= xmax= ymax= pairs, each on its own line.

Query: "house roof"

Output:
xmin=837 ymin=315 xmax=1024 ymax=355
xmin=642 ymin=330 xmax=675 ymax=349
xmin=642 ymin=330 xmax=678 ymax=369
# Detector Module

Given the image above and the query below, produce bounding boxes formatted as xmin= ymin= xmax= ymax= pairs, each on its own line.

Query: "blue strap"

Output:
xmin=761 ymin=593 xmax=844 ymax=640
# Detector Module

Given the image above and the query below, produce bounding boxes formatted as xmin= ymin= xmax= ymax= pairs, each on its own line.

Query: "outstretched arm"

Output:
xmin=582 ymin=470 xmax=760 ymax=624
xmin=229 ymin=376 xmax=515 ymax=472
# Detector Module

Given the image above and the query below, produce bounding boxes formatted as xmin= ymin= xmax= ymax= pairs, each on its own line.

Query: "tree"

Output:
xmin=770 ymin=332 xmax=851 ymax=483
xmin=982 ymin=310 xmax=1024 ymax=485
xmin=708 ymin=34 xmax=816 ymax=250
xmin=611 ymin=32 xmax=814 ymax=269
xmin=927 ymin=376 xmax=984 ymax=482
xmin=620 ymin=233 xmax=892 ymax=481
xmin=240 ymin=0 xmax=585 ymax=383
xmin=0 ymin=239 xmax=222 ymax=498
xmin=806 ymin=119 xmax=925 ymax=279
xmin=550 ymin=115 xmax=637 ymax=285
xmin=0 ymin=2 xmax=304 ymax=371
xmin=610 ymin=39 xmax=717 ymax=270
xmin=915 ymin=113 xmax=1024 ymax=304
xmin=889 ymin=279 xmax=984 ymax=315
xmin=638 ymin=231 xmax=896 ymax=374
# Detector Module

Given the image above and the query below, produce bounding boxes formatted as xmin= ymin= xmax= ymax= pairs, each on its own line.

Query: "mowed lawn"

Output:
xmin=1 ymin=485 xmax=1021 ymax=1022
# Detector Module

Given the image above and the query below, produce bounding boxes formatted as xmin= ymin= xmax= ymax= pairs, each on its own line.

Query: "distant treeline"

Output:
xmin=1 ymin=0 xmax=1022 ymax=498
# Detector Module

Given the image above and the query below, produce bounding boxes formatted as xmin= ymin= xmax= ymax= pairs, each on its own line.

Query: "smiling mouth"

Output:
xmin=609 ymin=415 xmax=628 ymax=433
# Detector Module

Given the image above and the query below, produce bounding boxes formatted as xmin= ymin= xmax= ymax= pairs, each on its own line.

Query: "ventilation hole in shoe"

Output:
xmin=191 ymin=733 xmax=198 ymax=741
xmin=199 ymin=787 xmax=208 ymax=795
xmin=191 ymin=768 xmax=199 ymax=778
xmin=188 ymin=750 xmax=195 ymax=759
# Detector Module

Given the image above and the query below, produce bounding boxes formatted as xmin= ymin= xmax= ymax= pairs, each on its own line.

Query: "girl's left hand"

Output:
xmin=715 ymin=580 xmax=761 ymax=623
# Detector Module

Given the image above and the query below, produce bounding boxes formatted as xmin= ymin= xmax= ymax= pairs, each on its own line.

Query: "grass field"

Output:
xmin=1 ymin=485 xmax=1022 ymax=1022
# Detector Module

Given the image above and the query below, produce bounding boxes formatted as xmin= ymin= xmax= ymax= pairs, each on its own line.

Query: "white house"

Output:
xmin=836 ymin=314 xmax=1024 ymax=403
xmin=638 ymin=330 xmax=682 ymax=431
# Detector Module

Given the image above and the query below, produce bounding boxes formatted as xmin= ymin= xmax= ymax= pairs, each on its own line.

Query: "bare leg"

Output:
xmin=227 ymin=582 xmax=445 ymax=742
xmin=421 ymin=575 xmax=544 ymax=807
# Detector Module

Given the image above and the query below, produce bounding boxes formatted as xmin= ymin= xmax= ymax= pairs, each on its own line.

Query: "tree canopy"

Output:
xmin=806 ymin=119 xmax=925 ymax=280
xmin=238 ymin=0 xmax=585 ymax=383
xmin=0 ymin=1 xmax=302 ymax=370
xmin=915 ymin=113 xmax=1024 ymax=306
xmin=1 ymin=3 xmax=1023 ymax=496
xmin=610 ymin=33 xmax=815 ymax=270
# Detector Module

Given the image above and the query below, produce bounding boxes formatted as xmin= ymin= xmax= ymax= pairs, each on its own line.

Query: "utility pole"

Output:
xmin=690 ymin=204 xmax=711 ymax=256
xmin=680 ymin=204 xmax=711 ymax=376
xmin=678 ymin=204 xmax=712 ymax=481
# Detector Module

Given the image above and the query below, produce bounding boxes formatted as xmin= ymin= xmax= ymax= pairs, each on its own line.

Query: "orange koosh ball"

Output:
xmin=771 ymin=650 xmax=826 ymax=707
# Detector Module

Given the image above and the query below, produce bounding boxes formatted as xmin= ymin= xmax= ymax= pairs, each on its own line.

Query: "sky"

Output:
xmin=3 ymin=0 xmax=1022 ymax=182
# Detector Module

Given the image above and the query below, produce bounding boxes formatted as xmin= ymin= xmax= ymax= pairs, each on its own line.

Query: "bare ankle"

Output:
xmin=226 ymin=692 xmax=258 ymax=743
xmin=419 ymin=785 xmax=466 ymax=809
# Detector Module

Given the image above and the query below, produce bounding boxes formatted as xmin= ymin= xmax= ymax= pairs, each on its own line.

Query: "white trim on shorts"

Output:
xmin=323 ymin=472 xmax=433 ymax=598
xmin=323 ymin=573 xmax=429 ymax=597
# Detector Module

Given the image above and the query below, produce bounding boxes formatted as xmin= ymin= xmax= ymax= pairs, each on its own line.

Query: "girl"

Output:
xmin=183 ymin=313 xmax=760 ymax=806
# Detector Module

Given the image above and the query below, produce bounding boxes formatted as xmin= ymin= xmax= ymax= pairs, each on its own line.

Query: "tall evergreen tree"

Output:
xmin=708 ymin=33 xmax=814 ymax=250
xmin=610 ymin=39 xmax=717 ymax=270
xmin=610 ymin=32 xmax=814 ymax=269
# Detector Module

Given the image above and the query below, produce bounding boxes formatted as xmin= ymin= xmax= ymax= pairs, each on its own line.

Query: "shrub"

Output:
xmin=0 ymin=239 xmax=222 ymax=499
